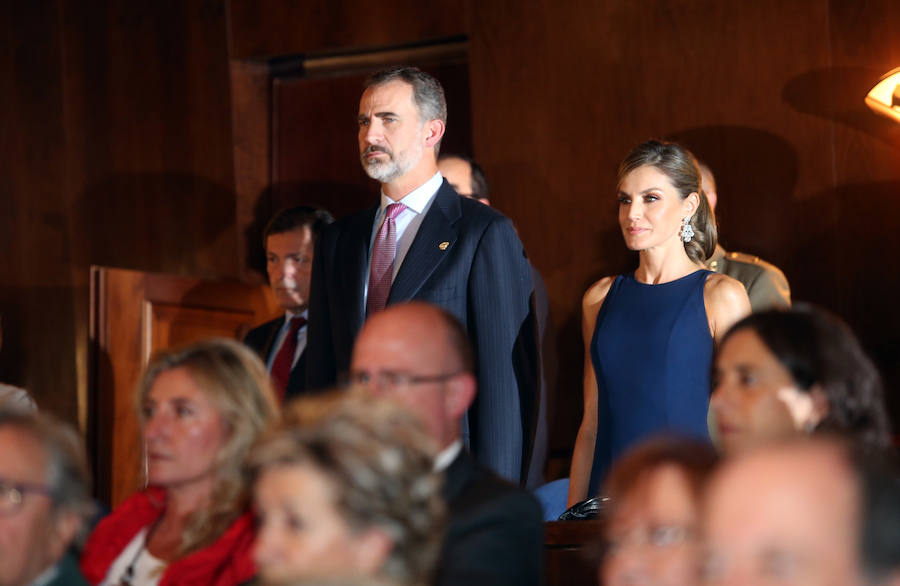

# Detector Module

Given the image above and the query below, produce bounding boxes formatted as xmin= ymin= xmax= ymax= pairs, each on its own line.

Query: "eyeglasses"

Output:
xmin=341 ymin=370 xmax=463 ymax=391
xmin=604 ymin=524 xmax=696 ymax=555
xmin=0 ymin=478 xmax=53 ymax=516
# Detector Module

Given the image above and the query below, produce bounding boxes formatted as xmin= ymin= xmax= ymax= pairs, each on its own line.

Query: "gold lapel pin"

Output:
xmin=439 ymin=241 xmax=450 ymax=251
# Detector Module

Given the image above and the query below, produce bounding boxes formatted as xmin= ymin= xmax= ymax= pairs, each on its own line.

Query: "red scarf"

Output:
xmin=80 ymin=488 xmax=256 ymax=585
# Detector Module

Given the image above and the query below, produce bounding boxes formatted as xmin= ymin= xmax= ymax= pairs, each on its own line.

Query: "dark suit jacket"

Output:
xmin=306 ymin=180 xmax=539 ymax=484
xmin=243 ymin=316 xmax=307 ymax=401
xmin=46 ymin=552 xmax=90 ymax=586
xmin=436 ymin=450 xmax=544 ymax=586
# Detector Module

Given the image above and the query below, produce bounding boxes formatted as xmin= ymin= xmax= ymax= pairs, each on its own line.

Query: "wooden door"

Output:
xmin=88 ymin=266 xmax=278 ymax=506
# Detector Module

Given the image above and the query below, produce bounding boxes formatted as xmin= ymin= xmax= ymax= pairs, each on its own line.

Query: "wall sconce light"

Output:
xmin=865 ymin=67 xmax=900 ymax=124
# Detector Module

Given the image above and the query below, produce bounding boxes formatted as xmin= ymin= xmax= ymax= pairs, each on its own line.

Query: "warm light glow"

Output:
xmin=865 ymin=67 xmax=900 ymax=124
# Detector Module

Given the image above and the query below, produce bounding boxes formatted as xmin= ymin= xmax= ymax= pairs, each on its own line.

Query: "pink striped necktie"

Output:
xmin=366 ymin=202 xmax=407 ymax=315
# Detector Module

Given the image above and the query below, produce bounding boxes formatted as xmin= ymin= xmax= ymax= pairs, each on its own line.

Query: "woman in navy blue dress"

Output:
xmin=567 ymin=141 xmax=750 ymax=506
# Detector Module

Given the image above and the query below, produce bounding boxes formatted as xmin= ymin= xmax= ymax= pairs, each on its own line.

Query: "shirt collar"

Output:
xmin=284 ymin=308 xmax=309 ymax=322
xmin=434 ymin=439 xmax=462 ymax=472
xmin=379 ymin=171 xmax=443 ymax=215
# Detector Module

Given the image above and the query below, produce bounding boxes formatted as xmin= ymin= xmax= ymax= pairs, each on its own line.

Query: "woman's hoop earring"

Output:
xmin=680 ymin=216 xmax=695 ymax=243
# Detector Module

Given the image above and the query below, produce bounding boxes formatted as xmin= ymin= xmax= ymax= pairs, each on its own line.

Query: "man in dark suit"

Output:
xmin=307 ymin=66 xmax=538 ymax=484
xmin=0 ymin=410 xmax=94 ymax=586
xmin=244 ymin=206 xmax=333 ymax=402
xmin=438 ymin=153 xmax=556 ymax=489
xmin=350 ymin=302 xmax=544 ymax=586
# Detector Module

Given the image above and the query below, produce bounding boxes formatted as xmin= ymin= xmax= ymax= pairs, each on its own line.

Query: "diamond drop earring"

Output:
xmin=680 ymin=216 xmax=695 ymax=243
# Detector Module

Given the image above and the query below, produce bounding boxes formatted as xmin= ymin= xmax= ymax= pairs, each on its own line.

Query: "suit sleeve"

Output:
xmin=305 ymin=226 xmax=338 ymax=391
xmin=467 ymin=217 xmax=539 ymax=484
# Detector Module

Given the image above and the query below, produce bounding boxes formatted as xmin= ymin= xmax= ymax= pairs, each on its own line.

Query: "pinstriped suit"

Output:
xmin=306 ymin=180 xmax=539 ymax=485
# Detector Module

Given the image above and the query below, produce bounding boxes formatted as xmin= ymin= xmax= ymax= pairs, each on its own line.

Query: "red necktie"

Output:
xmin=366 ymin=203 xmax=407 ymax=315
xmin=271 ymin=316 xmax=305 ymax=401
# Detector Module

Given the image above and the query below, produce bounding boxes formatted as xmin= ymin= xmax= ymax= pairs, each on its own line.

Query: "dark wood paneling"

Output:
xmin=1 ymin=1 xmax=76 ymax=420
xmin=2 ymin=1 xmax=239 ymax=426
xmin=228 ymin=0 xmax=468 ymax=59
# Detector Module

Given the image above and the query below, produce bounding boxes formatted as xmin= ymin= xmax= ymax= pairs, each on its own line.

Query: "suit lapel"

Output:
xmin=443 ymin=450 xmax=475 ymax=502
xmin=285 ymin=350 xmax=306 ymax=400
xmin=388 ymin=181 xmax=460 ymax=303
xmin=340 ymin=205 xmax=378 ymax=334
xmin=262 ymin=316 xmax=286 ymax=361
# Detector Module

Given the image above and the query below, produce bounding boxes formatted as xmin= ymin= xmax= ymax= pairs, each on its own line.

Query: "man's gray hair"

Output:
xmin=0 ymin=409 xmax=95 ymax=543
xmin=365 ymin=66 xmax=448 ymax=126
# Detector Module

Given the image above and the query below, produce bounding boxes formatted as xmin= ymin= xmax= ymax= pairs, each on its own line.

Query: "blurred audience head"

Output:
xmin=617 ymin=139 xmax=717 ymax=263
xmin=437 ymin=154 xmax=491 ymax=205
xmin=0 ymin=409 xmax=94 ymax=586
xmin=702 ymin=436 xmax=900 ymax=586
xmin=601 ymin=436 xmax=719 ymax=586
xmin=137 ymin=338 xmax=278 ymax=554
xmin=349 ymin=302 xmax=476 ymax=449
xmin=249 ymin=393 xmax=444 ymax=586
xmin=712 ymin=305 xmax=891 ymax=454
xmin=263 ymin=206 xmax=334 ymax=313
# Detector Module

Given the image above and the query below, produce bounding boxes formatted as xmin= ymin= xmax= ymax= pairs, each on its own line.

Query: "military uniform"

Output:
xmin=707 ymin=244 xmax=791 ymax=312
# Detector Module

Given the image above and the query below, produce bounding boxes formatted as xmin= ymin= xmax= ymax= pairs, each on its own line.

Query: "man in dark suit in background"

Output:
xmin=438 ymin=153 xmax=556 ymax=489
xmin=350 ymin=302 xmax=544 ymax=586
xmin=244 ymin=206 xmax=333 ymax=402
xmin=306 ymin=66 xmax=538 ymax=485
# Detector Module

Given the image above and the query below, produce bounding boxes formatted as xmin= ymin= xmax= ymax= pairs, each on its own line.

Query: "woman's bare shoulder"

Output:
xmin=704 ymin=272 xmax=751 ymax=338
xmin=583 ymin=276 xmax=617 ymax=311
xmin=703 ymin=272 xmax=748 ymax=304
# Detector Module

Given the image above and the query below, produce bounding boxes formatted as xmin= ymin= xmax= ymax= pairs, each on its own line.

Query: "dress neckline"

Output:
xmin=627 ymin=268 xmax=707 ymax=287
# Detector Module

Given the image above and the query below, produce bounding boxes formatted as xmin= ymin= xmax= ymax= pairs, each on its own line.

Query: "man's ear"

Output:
xmin=51 ymin=510 xmax=82 ymax=559
xmin=351 ymin=527 xmax=394 ymax=575
xmin=445 ymin=373 xmax=476 ymax=420
xmin=424 ymin=119 xmax=445 ymax=148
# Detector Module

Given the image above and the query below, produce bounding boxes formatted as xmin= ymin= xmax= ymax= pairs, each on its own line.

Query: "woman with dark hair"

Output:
xmin=567 ymin=140 xmax=750 ymax=507
xmin=80 ymin=338 xmax=279 ymax=585
xmin=601 ymin=436 xmax=718 ymax=586
xmin=711 ymin=305 xmax=892 ymax=453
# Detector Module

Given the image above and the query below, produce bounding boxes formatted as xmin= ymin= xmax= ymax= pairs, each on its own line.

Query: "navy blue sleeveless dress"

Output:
xmin=587 ymin=269 xmax=713 ymax=496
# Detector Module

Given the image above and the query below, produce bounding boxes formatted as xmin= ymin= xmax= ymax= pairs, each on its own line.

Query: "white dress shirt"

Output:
xmin=265 ymin=309 xmax=309 ymax=372
xmin=434 ymin=440 xmax=463 ymax=473
xmin=364 ymin=172 xmax=444 ymax=302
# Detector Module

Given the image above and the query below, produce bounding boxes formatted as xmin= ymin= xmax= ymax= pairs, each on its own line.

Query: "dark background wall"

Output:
xmin=3 ymin=0 xmax=898 ymax=464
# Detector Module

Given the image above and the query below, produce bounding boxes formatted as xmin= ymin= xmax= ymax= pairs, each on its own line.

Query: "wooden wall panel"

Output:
xmin=2 ymin=1 xmax=238 ymax=426
xmin=1 ymin=1 xmax=77 ymax=419
xmin=228 ymin=0 xmax=468 ymax=59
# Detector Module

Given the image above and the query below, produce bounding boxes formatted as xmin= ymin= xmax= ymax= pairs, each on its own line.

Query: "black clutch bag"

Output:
xmin=557 ymin=495 xmax=610 ymax=521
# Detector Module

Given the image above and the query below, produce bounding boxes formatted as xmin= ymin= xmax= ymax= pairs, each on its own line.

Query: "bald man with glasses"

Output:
xmin=350 ymin=302 xmax=543 ymax=586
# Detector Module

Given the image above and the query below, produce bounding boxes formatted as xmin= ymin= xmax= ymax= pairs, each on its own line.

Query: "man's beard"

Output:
xmin=360 ymin=141 xmax=423 ymax=183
